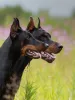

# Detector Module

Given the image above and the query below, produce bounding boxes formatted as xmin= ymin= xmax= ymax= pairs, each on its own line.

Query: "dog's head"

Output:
xmin=10 ymin=18 xmax=49 ymax=62
xmin=26 ymin=17 xmax=63 ymax=63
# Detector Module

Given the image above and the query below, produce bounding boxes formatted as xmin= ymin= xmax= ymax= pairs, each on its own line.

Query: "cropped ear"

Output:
xmin=26 ymin=17 xmax=35 ymax=31
xmin=38 ymin=17 xmax=41 ymax=28
xmin=10 ymin=18 xmax=22 ymax=39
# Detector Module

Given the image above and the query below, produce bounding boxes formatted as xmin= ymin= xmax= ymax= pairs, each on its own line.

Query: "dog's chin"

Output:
xmin=26 ymin=50 xmax=56 ymax=63
xmin=54 ymin=48 xmax=63 ymax=54
xmin=41 ymin=52 xmax=55 ymax=63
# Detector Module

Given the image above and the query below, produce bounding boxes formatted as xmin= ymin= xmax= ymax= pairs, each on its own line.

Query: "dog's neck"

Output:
xmin=0 ymin=57 xmax=32 ymax=100
xmin=0 ymin=56 xmax=32 ymax=100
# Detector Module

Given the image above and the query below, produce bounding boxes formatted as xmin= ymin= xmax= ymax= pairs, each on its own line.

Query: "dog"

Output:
xmin=0 ymin=17 xmax=63 ymax=100
xmin=0 ymin=18 xmax=49 ymax=100
xmin=26 ymin=17 xmax=63 ymax=63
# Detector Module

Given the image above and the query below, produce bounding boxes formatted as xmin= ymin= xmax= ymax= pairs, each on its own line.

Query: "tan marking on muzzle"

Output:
xmin=21 ymin=44 xmax=47 ymax=56
xmin=46 ymin=43 xmax=57 ymax=53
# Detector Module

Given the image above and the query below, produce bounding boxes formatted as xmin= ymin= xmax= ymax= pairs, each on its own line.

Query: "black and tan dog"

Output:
xmin=0 ymin=17 xmax=63 ymax=100
xmin=26 ymin=17 xmax=63 ymax=63
xmin=0 ymin=18 xmax=49 ymax=100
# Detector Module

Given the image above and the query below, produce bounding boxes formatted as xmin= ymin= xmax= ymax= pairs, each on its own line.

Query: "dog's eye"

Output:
xmin=38 ymin=35 xmax=47 ymax=41
xmin=41 ymin=34 xmax=48 ymax=38
xmin=45 ymin=33 xmax=51 ymax=38
xmin=49 ymin=34 xmax=51 ymax=38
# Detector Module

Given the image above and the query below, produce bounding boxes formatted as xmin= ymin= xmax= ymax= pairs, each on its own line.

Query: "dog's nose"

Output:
xmin=58 ymin=45 xmax=63 ymax=49
xmin=45 ymin=43 xmax=49 ymax=48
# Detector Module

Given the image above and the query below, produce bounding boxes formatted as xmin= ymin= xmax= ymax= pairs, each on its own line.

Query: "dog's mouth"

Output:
xmin=26 ymin=50 xmax=56 ymax=63
xmin=26 ymin=50 xmax=41 ymax=59
xmin=41 ymin=51 xmax=56 ymax=63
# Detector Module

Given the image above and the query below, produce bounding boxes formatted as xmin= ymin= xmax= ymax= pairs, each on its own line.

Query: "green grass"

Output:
xmin=0 ymin=40 xmax=4 ymax=46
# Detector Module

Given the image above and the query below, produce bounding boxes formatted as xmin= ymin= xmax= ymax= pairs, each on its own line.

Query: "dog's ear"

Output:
xmin=38 ymin=17 xmax=41 ymax=28
xmin=10 ymin=18 xmax=22 ymax=39
xmin=27 ymin=17 xmax=35 ymax=31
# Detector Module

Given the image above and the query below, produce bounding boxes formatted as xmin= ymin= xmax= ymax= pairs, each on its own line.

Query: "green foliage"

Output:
xmin=0 ymin=5 xmax=32 ymax=25
xmin=71 ymin=8 xmax=75 ymax=18
xmin=25 ymin=82 xmax=36 ymax=100
xmin=0 ymin=40 xmax=4 ymax=46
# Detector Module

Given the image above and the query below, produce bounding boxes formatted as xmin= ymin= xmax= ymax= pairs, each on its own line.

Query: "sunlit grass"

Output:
xmin=0 ymin=40 xmax=4 ymax=46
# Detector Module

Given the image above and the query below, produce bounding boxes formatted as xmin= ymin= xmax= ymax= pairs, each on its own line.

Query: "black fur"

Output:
xmin=0 ymin=18 xmax=47 ymax=100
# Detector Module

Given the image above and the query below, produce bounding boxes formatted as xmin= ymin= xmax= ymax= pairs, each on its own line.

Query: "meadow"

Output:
xmin=0 ymin=13 xmax=75 ymax=100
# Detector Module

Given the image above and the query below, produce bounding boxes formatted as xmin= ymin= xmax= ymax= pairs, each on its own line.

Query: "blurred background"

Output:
xmin=0 ymin=0 xmax=75 ymax=100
